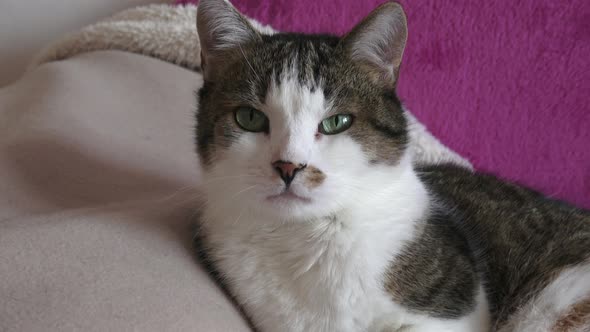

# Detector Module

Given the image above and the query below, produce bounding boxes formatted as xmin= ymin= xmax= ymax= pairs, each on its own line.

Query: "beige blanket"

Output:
xmin=1 ymin=4 xmax=469 ymax=331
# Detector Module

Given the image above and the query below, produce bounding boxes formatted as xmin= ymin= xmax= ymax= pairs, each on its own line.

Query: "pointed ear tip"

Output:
xmin=197 ymin=0 xmax=230 ymax=15
xmin=379 ymin=1 xmax=404 ymax=12
xmin=379 ymin=2 xmax=408 ymax=35
xmin=198 ymin=0 xmax=226 ymax=6
xmin=196 ymin=0 xmax=232 ymax=31
xmin=377 ymin=1 xmax=407 ymax=21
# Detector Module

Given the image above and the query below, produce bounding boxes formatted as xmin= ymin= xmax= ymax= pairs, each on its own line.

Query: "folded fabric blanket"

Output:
xmin=1 ymin=50 xmax=253 ymax=331
xmin=30 ymin=4 xmax=471 ymax=171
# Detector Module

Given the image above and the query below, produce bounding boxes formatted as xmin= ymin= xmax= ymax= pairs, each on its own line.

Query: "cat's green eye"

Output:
xmin=234 ymin=107 xmax=269 ymax=133
xmin=319 ymin=114 xmax=354 ymax=135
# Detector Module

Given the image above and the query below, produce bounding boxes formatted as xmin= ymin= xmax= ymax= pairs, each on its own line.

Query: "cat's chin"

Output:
xmin=259 ymin=190 xmax=327 ymax=221
xmin=266 ymin=191 xmax=312 ymax=204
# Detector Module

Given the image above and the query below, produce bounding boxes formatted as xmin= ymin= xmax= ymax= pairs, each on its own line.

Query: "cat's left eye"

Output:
xmin=234 ymin=107 xmax=269 ymax=133
xmin=319 ymin=114 xmax=354 ymax=135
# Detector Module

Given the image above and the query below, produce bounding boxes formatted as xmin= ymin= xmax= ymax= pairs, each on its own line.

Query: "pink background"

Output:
xmin=179 ymin=0 xmax=590 ymax=209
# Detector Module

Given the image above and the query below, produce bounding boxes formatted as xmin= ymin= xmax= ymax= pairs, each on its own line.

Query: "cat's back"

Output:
xmin=418 ymin=163 xmax=590 ymax=330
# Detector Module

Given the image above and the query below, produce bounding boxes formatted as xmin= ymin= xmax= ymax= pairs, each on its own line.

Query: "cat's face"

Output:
xmin=196 ymin=0 xmax=409 ymax=221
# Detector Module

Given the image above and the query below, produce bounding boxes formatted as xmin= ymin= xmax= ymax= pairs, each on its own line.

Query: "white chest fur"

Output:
xmin=206 ymin=214 xmax=413 ymax=331
xmin=200 ymin=168 xmax=431 ymax=332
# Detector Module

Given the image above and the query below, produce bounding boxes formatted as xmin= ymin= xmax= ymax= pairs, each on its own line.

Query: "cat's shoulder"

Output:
xmin=416 ymin=163 xmax=588 ymax=213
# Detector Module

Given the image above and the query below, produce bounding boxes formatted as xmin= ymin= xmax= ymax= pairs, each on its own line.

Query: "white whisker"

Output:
xmin=238 ymin=44 xmax=261 ymax=82
xmin=230 ymin=184 xmax=259 ymax=200
xmin=155 ymin=186 xmax=204 ymax=208
xmin=232 ymin=206 xmax=248 ymax=226
xmin=200 ymin=174 xmax=262 ymax=185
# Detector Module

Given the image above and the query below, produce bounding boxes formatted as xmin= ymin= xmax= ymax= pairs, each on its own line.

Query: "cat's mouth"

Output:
xmin=266 ymin=191 xmax=312 ymax=203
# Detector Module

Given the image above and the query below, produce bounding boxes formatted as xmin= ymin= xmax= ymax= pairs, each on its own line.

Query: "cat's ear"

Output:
xmin=341 ymin=2 xmax=407 ymax=88
xmin=197 ymin=0 xmax=261 ymax=81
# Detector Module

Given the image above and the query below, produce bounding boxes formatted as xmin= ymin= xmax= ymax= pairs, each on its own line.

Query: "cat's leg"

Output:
xmin=372 ymin=308 xmax=490 ymax=332
xmin=395 ymin=285 xmax=491 ymax=332
xmin=497 ymin=262 xmax=590 ymax=332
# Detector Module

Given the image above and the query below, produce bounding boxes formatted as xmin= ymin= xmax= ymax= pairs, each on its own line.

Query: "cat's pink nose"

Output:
xmin=272 ymin=160 xmax=307 ymax=187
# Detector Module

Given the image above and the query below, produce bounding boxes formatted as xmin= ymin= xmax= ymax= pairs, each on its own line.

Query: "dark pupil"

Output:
xmin=334 ymin=116 xmax=339 ymax=127
xmin=249 ymin=109 xmax=254 ymax=122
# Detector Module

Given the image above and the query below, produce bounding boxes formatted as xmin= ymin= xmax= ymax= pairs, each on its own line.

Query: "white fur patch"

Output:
xmin=203 ymin=157 xmax=432 ymax=331
xmin=264 ymin=76 xmax=327 ymax=164
xmin=497 ymin=262 xmax=590 ymax=332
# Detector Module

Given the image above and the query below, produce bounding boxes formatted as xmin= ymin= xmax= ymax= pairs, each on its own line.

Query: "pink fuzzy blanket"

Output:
xmin=178 ymin=0 xmax=590 ymax=209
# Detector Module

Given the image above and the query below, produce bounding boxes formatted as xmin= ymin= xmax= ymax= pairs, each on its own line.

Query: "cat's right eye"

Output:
xmin=319 ymin=114 xmax=354 ymax=135
xmin=234 ymin=107 xmax=269 ymax=133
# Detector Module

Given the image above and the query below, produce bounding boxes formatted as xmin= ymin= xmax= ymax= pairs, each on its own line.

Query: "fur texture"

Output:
xmin=495 ymin=263 xmax=590 ymax=332
xmin=194 ymin=1 xmax=590 ymax=331
xmin=195 ymin=1 xmax=489 ymax=330
xmin=419 ymin=164 xmax=590 ymax=331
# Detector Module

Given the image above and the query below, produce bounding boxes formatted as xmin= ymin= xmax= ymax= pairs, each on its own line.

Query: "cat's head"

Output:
xmin=196 ymin=0 xmax=410 ymax=221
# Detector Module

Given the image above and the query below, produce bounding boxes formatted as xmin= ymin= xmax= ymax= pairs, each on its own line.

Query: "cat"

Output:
xmin=193 ymin=0 xmax=590 ymax=331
